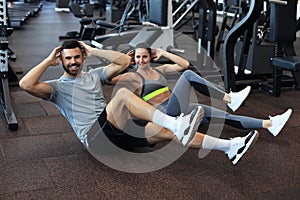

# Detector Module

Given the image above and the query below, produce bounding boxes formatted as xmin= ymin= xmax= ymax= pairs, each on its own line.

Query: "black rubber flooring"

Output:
xmin=1 ymin=1 xmax=299 ymax=199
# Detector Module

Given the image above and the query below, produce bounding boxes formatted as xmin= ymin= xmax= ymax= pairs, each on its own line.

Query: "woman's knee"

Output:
xmin=182 ymin=69 xmax=195 ymax=78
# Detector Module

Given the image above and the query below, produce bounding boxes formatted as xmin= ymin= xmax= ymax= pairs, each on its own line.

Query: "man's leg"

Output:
xmin=199 ymin=130 xmax=259 ymax=165
xmin=106 ymin=87 xmax=156 ymax=130
xmin=144 ymin=123 xmax=259 ymax=165
xmin=144 ymin=123 xmax=175 ymax=144
xmin=106 ymin=87 xmax=204 ymax=145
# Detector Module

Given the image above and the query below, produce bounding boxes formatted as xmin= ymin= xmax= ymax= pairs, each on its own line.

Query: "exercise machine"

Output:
xmin=262 ymin=0 xmax=300 ymax=96
xmin=222 ymin=0 xmax=265 ymax=92
xmin=0 ymin=0 xmax=18 ymax=130
xmin=128 ymin=0 xmax=174 ymax=50
xmin=91 ymin=0 xmax=149 ymax=46
xmin=7 ymin=0 xmax=43 ymax=28
xmin=105 ymin=0 xmax=147 ymax=24
xmin=172 ymin=0 xmax=200 ymax=31
xmin=91 ymin=0 xmax=151 ymax=51
xmin=223 ymin=0 xmax=300 ymax=95
xmin=197 ymin=0 xmax=217 ymax=59
xmin=55 ymin=0 xmax=70 ymax=12
xmin=92 ymin=0 xmax=220 ymax=79
xmin=216 ymin=0 xmax=248 ymax=51
xmin=172 ymin=0 xmax=218 ymax=58
xmin=59 ymin=2 xmax=105 ymax=41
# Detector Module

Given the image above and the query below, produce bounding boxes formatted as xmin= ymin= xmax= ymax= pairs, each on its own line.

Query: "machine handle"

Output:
xmin=268 ymin=0 xmax=288 ymax=5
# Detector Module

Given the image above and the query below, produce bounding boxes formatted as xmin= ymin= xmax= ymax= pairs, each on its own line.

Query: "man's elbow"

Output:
xmin=19 ymin=78 xmax=32 ymax=92
xmin=184 ymin=61 xmax=191 ymax=69
xmin=19 ymin=78 xmax=25 ymax=89
xmin=122 ymin=54 xmax=131 ymax=68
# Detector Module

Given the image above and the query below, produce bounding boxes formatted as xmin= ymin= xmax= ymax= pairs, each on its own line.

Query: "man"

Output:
xmin=19 ymin=39 xmax=203 ymax=151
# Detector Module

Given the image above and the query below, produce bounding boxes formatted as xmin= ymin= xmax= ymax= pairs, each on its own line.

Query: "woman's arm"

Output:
xmin=153 ymin=48 xmax=190 ymax=73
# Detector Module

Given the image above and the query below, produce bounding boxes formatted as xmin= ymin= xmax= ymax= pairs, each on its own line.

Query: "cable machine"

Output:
xmin=222 ymin=0 xmax=264 ymax=91
xmin=0 ymin=0 xmax=18 ymax=130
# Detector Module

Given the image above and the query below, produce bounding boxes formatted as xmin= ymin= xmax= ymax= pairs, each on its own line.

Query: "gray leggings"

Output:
xmin=160 ymin=70 xmax=263 ymax=129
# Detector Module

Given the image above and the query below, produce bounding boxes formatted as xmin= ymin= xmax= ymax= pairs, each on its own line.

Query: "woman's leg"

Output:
xmin=166 ymin=69 xmax=225 ymax=116
xmin=166 ymin=69 xmax=252 ymax=115
xmin=189 ymin=104 xmax=293 ymax=136
xmin=199 ymin=104 xmax=263 ymax=129
xmin=184 ymin=70 xmax=225 ymax=99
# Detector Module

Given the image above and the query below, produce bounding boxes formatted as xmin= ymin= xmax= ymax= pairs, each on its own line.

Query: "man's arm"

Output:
xmin=19 ymin=46 xmax=61 ymax=99
xmin=80 ymin=42 xmax=131 ymax=80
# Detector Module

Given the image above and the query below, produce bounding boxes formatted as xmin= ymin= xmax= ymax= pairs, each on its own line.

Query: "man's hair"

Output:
xmin=61 ymin=39 xmax=82 ymax=50
xmin=60 ymin=39 xmax=86 ymax=56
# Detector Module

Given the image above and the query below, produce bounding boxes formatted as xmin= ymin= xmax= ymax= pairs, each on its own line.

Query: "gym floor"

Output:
xmin=1 ymin=1 xmax=299 ymax=199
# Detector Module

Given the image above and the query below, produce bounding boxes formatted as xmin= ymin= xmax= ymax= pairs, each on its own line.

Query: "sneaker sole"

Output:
xmin=231 ymin=130 xmax=259 ymax=165
xmin=181 ymin=106 xmax=204 ymax=146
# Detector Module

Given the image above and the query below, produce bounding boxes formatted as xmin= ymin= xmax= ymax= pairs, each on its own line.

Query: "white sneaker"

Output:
xmin=174 ymin=106 xmax=204 ymax=146
xmin=268 ymin=108 xmax=292 ymax=136
xmin=226 ymin=130 xmax=259 ymax=165
xmin=227 ymin=86 xmax=251 ymax=112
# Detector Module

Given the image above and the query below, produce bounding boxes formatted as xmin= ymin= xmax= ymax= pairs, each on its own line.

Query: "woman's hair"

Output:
xmin=134 ymin=43 xmax=152 ymax=56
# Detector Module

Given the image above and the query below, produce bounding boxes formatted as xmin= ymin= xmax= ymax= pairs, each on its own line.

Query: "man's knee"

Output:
xmin=114 ymin=87 xmax=132 ymax=100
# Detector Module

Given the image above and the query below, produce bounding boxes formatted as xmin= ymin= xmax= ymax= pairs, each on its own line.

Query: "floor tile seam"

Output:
xmin=14 ymin=185 xmax=62 ymax=199
xmin=41 ymin=151 xmax=89 ymax=162
xmin=61 ymin=133 xmax=83 ymax=155
xmin=0 ymin=160 xmax=58 ymax=197
xmin=21 ymin=113 xmax=65 ymax=119
xmin=0 ymin=131 xmax=68 ymax=141
xmin=21 ymin=114 xmax=72 ymax=134
xmin=3 ymin=185 xmax=59 ymax=199
xmin=0 ymin=149 xmax=88 ymax=165
xmin=0 ymin=142 xmax=5 ymax=161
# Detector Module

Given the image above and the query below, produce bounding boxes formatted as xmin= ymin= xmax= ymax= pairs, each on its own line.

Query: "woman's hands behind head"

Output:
xmin=151 ymin=48 xmax=165 ymax=61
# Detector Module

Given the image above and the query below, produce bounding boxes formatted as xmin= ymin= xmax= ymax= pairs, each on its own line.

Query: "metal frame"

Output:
xmin=0 ymin=0 xmax=18 ymax=130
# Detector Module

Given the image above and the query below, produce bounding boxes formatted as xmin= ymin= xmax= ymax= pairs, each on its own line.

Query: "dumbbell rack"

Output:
xmin=0 ymin=0 xmax=18 ymax=130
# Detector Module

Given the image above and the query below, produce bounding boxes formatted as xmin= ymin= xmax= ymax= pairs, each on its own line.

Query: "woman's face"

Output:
xmin=134 ymin=48 xmax=151 ymax=69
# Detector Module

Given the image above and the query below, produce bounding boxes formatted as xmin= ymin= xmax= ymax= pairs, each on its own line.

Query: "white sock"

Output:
xmin=152 ymin=110 xmax=177 ymax=133
xmin=202 ymin=135 xmax=231 ymax=152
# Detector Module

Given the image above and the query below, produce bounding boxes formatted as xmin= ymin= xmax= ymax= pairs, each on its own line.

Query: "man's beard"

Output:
xmin=63 ymin=63 xmax=81 ymax=76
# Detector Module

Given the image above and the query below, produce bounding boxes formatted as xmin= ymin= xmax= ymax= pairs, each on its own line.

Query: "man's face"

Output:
xmin=60 ymin=47 xmax=84 ymax=77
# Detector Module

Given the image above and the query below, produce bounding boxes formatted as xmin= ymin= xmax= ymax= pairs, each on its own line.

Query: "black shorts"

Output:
xmin=94 ymin=108 xmax=152 ymax=150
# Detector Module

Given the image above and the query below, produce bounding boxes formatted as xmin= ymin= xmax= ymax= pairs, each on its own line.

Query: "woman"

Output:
xmin=111 ymin=44 xmax=292 ymax=137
